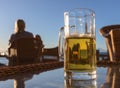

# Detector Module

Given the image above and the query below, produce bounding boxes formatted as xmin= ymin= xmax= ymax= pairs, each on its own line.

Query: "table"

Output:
xmin=0 ymin=57 xmax=119 ymax=88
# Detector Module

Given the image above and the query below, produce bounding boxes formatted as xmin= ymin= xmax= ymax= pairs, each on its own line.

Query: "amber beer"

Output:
xmin=64 ymin=35 xmax=96 ymax=72
xmin=61 ymin=8 xmax=96 ymax=80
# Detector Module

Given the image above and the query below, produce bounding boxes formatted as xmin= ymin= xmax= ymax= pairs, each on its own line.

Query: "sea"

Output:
xmin=0 ymin=57 xmax=8 ymax=66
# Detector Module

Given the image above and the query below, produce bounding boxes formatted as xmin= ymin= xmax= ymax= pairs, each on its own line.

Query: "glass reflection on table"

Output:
xmin=64 ymin=71 xmax=97 ymax=88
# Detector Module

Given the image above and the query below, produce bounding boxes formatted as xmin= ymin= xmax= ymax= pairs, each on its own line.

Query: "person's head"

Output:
xmin=14 ymin=19 xmax=26 ymax=33
xmin=35 ymin=34 xmax=41 ymax=40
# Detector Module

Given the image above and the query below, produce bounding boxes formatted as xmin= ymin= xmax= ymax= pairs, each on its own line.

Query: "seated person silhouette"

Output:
xmin=35 ymin=34 xmax=44 ymax=61
xmin=9 ymin=19 xmax=33 ymax=45
xmin=8 ymin=19 xmax=38 ymax=65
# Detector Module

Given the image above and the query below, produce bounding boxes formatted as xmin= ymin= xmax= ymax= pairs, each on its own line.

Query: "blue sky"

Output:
xmin=0 ymin=0 xmax=120 ymax=51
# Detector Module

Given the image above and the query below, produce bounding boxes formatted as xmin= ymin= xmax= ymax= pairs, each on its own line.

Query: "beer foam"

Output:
xmin=65 ymin=33 xmax=95 ymax=39
xmin=80 ymin=33 xmax=95 ymax=38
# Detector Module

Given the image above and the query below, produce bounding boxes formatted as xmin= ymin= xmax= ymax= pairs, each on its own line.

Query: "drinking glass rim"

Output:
xmin=68 ymin=8 xmax=95 ymax=17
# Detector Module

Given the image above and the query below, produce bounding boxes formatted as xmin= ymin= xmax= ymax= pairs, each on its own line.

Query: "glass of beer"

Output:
xmin=59 ymin=8 xmax=96 ymax=80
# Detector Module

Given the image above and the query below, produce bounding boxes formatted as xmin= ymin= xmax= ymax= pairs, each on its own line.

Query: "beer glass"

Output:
xmin=59 ymin=8 xmax=96 ymax=80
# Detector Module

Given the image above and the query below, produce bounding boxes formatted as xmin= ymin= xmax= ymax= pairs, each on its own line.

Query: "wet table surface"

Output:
xmin=0 ymin=57 xmax=119 ymax=88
